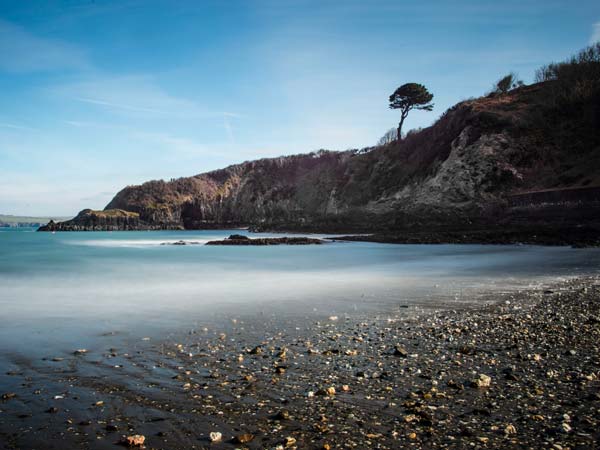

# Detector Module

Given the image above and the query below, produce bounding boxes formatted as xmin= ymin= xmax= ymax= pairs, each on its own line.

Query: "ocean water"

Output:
xmin=1 ymin=228 xmax=599 ymax=362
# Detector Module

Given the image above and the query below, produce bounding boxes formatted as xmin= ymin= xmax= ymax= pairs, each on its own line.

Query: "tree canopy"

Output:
xmin=389 ymin=83 xmax=433 ymax=140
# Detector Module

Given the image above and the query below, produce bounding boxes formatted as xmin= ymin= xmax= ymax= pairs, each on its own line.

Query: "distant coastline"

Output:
xmin=0 ymin=214 xmax=69 ymax=228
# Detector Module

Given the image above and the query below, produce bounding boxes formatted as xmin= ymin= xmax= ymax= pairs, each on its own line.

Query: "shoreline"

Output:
xmin=35 ymin=224 xmax=600 ymax=248
xmin=1 ymin=277 xmax=599 ymax=449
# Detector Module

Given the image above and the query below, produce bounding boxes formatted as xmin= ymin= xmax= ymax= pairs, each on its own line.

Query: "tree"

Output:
xmin=389 ymin=83 xmax=433 ymax=140
xmin=494 ymin=72 xmax=524 ymax=94
xmin=377 ymin=127 xmax=398 ymax=145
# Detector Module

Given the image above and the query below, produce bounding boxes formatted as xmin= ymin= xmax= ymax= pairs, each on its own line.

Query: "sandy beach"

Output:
xmin=1 ymin=276 xmax=598 ymax=449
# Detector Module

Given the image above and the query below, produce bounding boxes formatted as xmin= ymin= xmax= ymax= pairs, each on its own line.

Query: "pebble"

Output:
xmin=472 ymin=373 xmax=492 ymax=388
xmin=393 ymin=345 xmax=408 ymax=357
xmin=560 ymin=422 xmax=572 ymax=433
xmin=209 ymin=431 xmax=222 ymax=442
xmin=122 ymin=434 xmax=145 ymax=447
xmin=234 ymin=433 xmax=255 ymax=444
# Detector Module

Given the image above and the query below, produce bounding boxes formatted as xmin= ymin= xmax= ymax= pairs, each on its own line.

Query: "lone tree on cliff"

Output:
xmin=389 ymin=83 xmax=434 ymax=140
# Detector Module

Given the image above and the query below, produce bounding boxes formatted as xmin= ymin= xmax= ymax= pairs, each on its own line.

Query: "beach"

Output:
xmin=1 ymin=274 xmax=599 ymax=449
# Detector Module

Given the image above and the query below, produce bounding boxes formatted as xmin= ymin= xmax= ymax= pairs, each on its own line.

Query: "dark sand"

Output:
xmin=1 ymin=277 xmax=599 ymax=449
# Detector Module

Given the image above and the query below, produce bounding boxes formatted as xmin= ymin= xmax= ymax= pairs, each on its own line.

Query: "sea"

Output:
xmin=1 ymin=227 xmax=599 ymax=365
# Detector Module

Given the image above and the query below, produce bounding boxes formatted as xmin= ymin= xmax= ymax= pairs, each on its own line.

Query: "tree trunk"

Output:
xmin=397 ymin=115 xmax=406 ymax=140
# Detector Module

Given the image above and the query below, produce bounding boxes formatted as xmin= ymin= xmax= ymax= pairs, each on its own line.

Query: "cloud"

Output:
xmin=64 ymin=120 xmax=98 ymax=128
xmin=0 ymin=122 xmax=35 ymax=131
xmin=56 ymin=75 xmax=236 ymax=120
xmin=131 ymin=131 xmax=215 ymax=158
xmin=74 ymin=96 xmax=170 ymax=115
xmin=591 ymin=22 xmax=600 ymax=44
xmin=61 ymin=118 xmax=220 ymax=158
xmin=0 ymin=19 xmax=89 ymax=72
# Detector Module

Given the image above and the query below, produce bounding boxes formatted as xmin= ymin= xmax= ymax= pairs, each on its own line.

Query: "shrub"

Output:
xmin=494 ymin=72 xmax=524 ymax=94
xmin=535 ymin=43 xmax=600 ymax=83
xmin=534 ymin=43 xmax=600 ymax=105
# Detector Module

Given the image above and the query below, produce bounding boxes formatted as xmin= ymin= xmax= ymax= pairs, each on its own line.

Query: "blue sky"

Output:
xmin=1 ymin=0 xmax=599 ymax=216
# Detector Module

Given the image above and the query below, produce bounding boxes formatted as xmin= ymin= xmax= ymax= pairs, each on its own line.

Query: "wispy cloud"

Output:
xmin=64 ymin=120 xmax=99 ymax=128
xmin=131 ymin=131 xmax=215 ymax=158
xmin=0 ymin=122 xmax=35 ymax=131
xmin=591 ymin=22 xmax=600 ymax=44
xmin=0 ymin=19 xmax=89 ymax=72
xmin=55 ymin=75 xmax=238 ymax=120
xmin=62 ymin=119 xmax=218 ymax=158
xmin=74 ymin=96 xmax=170 ymax=115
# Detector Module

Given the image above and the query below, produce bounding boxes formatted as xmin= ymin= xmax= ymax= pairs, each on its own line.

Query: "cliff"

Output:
xmin=41 ymin=77 xmax=600 ymax=233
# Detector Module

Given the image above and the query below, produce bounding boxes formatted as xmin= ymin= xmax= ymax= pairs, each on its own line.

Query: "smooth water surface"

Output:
xmin=1 ymin=228 xmax=599 ymax=361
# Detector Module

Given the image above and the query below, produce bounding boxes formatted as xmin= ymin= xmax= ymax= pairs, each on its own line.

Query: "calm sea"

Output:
xmin=1 ymin=227 xmax=599 ymax=363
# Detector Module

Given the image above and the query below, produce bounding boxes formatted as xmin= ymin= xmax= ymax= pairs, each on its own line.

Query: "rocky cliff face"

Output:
xmin=38 ymin=209 xmax=157 ymax=231
xmin=41 ymin=81 xmax=600 ymax=232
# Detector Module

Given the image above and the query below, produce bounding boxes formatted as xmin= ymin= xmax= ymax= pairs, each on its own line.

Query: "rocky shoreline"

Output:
xmin=1 ymin=277 xmax=599 ymax=449
xmin=331 ymin=226 xmax=600 ymax=248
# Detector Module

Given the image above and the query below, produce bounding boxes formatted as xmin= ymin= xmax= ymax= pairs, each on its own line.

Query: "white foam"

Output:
xmin=68 ymin=239 xmax=209 ymax=248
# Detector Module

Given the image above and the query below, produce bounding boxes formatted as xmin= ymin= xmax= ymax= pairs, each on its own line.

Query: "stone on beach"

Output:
xmin=234 ymin=433 xmax=255 ymax=444
xmin=209 ymin=431 xmax=222 ymax=442
xmin=121 ymin=434 xmax=145 ymax=447
xmin=393 ymin=345 xmax=408 ymax=357
xmin=472 ymin=373 xmax=492 ymax=388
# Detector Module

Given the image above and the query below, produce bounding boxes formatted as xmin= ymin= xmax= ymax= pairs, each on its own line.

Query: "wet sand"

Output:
xmin=1 ymin=277 xmax=599 ymax=449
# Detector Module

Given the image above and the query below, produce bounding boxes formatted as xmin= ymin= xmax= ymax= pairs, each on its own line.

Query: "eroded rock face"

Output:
xmin=383 ymin=128 xmax=521 ymax=213
xmin=409 ymin=129 xmax=519 ymax=205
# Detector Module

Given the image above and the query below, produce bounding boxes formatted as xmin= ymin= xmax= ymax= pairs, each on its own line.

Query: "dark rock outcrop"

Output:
xmin=160 ymin=240 xmax=201 ymax=246
xmin=205 ymin=235 xmax=324 ymax=245
xmin=38 ymin=209 xmax=171 ymax=231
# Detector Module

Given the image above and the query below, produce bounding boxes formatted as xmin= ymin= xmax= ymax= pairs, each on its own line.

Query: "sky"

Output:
xmin=1 ymin=0 xmax=599 ymax=216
